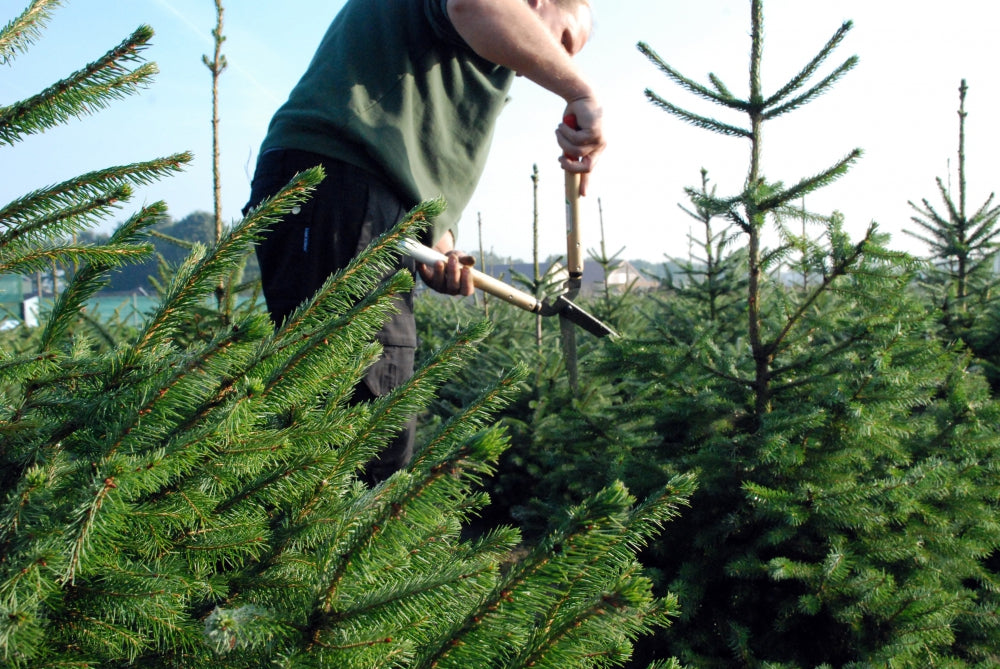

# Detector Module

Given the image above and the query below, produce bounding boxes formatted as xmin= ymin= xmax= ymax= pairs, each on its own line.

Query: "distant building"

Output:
xmin=583 ymin=260 xmax=660 ymax=294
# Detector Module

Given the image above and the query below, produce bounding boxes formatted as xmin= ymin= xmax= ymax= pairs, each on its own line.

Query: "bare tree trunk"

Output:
xmin=205 ymin=0 xmax=228 ymax=314
xmin=531 ymin=164 xmax=542 ymax=352
xmin=477 ymin=212 xmax=488 ymax=317
xmin=747 ymin=0 xmax=771 ymax=421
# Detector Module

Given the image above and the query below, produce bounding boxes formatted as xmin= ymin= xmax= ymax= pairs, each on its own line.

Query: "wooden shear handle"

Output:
xmin=563 ymin=114 xmax=583 ymax=280
xmin=401 ymin=239 xmax=542 ymax=313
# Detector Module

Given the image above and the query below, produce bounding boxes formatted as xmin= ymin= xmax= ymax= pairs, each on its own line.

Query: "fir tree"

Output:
xmin=654 ymin=168 xmax=747 ymax=341
xmin=587 ymin=197 xmax=643 ymax=326
xmin=0 ymin=0 xmax=190 ymax=349
xmin=906 ymin=80 xmax=1000 ymax=388
xmin=609 ymin=1 xmax=1000 ymax=665
xmin=907 ymin=80 xmax=1000 ymax=323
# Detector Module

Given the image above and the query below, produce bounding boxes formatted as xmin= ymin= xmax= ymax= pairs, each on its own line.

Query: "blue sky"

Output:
xmin=4 ymin=1 xmax=999 ymax=262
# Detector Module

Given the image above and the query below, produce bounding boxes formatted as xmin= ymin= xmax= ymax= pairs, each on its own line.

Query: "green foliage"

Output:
xmin=2 ymin=179 xmax=685 ymax=668
xmin=415 ymin=286 xmax=661 ymax=539
xmin=639 ymin=269 xmax=1000 ymax=666
xmin=1 ymin=2 xmax=160 ymax=145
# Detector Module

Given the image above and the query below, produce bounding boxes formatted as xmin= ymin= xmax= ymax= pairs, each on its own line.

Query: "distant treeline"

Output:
xmin=81 ymin=211 xmax=260 ymax=293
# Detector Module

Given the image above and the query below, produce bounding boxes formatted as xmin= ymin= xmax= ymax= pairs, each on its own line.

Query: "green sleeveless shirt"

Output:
xmin=259 ymin=0 xmax=516 ymax=245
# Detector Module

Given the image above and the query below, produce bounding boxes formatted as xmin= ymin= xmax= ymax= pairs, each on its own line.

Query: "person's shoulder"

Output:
xmin=337 ymin=0 xmax=467 ymax=49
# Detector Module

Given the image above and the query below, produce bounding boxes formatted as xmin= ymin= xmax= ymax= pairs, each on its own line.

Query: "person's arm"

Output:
xmin=447 ymin=0 xmax=605 ymax=194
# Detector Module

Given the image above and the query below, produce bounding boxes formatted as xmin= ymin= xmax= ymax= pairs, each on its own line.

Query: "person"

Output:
xmin=243 ymin=0 xmax=605 ymax=484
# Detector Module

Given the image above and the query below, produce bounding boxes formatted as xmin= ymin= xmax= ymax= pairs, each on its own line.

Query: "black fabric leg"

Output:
xmin=244 ymin=149 xmax=418 ymax=484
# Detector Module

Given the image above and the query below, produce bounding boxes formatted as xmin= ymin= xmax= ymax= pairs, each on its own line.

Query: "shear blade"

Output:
xmin=546 ymin=295 xmax=617 ymax=338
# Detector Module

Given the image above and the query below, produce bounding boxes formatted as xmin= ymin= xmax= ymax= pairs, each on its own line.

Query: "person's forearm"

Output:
xmin=448 ymin=0 xmax=605 ymax=195
xmin=432 ymin=230 xmax=455 ymax=255
xmin=447 ymin=0 xmax=593 ymax=103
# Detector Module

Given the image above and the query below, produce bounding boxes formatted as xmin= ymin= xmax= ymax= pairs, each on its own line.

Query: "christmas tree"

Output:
xmin=621 ymin=1 xmax=1000 ymax=664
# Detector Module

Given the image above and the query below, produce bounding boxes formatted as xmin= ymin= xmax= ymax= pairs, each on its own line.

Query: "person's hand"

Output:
xmin=557 ymin=97 xmax=606 ymax=196
xmin=417 ymin=248 xmax=476 ymax=296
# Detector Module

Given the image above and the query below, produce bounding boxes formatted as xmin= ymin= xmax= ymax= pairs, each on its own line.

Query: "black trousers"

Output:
xmin=244 ymin=149 xmax=417 ymax=484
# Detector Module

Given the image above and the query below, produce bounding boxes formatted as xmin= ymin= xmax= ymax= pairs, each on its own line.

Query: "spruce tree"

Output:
xmin=415 ymin=281 xmax=656 ymax=540
xmin=607 ymin=1 xmax=1000 ymax=665
xmin=654 ymin=168 xmax=747 ymax=340
xmin=906 ymin=79 xmax=1000 ymax=388
xmin=907 ymin=80 xmax=1000 ymax=323
xmin=1 ymin=2 xmax=691 ymax=666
